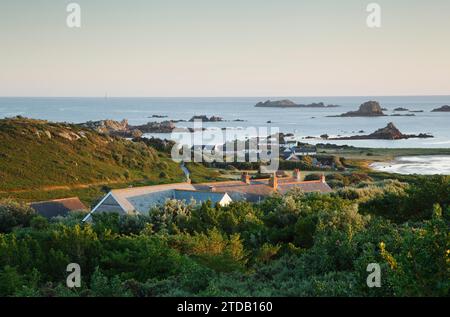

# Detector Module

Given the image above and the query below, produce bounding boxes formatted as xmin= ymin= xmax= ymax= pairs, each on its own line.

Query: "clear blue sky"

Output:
xmin=1 ymin=0 xmax=450 ymax=96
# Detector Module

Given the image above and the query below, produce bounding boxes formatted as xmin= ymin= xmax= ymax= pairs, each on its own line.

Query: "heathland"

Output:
xmin=0 ymin=117 xmax=187 ymax=203
xmin=0 ymin=117 xmax=448 ymax=297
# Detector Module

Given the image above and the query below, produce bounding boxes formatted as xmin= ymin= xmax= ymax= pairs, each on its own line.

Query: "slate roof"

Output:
xmin=30 ymin=197 xmax=87 ymax=219
xmin=174 ymin=190 xmax=229 ymax=204
xmin=194 ymin=177 xmax=332 ymax=202
xmin=277 ymin=180 xmax=333 ymax=194
xmin=85 ymin=176 xmax=333 ymax=221
xmin=110 ymin=182 xmax=196 ymax=212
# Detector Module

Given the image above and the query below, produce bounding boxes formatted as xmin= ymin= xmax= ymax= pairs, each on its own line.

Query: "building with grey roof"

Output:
xmin=83 ymin=170 xmax=332 ymax=222
xmin=82 ymin=183 xmax=232 ymax=221
xmin=30 ymin=197 xmax=87 ymax=219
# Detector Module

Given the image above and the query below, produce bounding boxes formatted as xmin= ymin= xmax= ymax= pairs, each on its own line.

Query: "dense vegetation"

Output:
xmin=0 ymin=175 xmax=448 ymax=297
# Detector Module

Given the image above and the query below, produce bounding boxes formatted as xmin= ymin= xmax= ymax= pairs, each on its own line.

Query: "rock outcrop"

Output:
xmin=189 ymin=115 xmax=224 ymax=122
xmin=390 ymin=114 xmax=415 ymax=117
xmin=81 ymin=119 xmax=129 ymax=134
xmin=79 ymin=119 xmax=176 ymax=136
xmin=431 ymin=105 xmax=450 ymax=112
xmin=255 ymin=100 xmax=298 ymax=108
xmin=335 ymin=101 xmax=386 ymax=117
xmin=132 ymin=121 xmax=176 ymax=133
xmin=329 ymin=122 xmax=433 ymax=140
xmin=150 ymin=115 xmax=168 ymax=118
xmin=368 ymin=123 xmax=406 ymax=139
xmin=255 ymin=100 xmax=340 ymax=108
xmin=110 ymin=129 xmax=143 ymax=138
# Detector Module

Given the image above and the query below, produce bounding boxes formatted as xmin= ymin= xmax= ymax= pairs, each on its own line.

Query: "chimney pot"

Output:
xmin=269 ymin=173 xmax=278 ymax=190
xmin=241 ymin=172 xmax=251 ymax=184
xmin=293 ymin=168 xmax=301 ymax=181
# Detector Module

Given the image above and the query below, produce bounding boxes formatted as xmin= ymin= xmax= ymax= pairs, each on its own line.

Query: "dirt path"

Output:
xmin=0 ymin=179 xmax=132 ymax=194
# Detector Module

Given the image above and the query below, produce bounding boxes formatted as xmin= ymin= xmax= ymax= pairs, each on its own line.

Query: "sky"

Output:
xmin=1 ymin=0 xmax=450 ymax=97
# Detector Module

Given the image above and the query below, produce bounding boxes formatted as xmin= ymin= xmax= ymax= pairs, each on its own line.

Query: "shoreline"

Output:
xmin=369 ymin=155 xmax=450 ymax=175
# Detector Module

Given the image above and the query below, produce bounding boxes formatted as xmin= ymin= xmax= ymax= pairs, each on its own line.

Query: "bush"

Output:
xmin=159 ymin=171 xmax=168 ymax=178
xmin=0 ymin=266 xmax=24 ymax=296
xmin=0 ymin=200 xmax=36 ymax=233
xmin=30 ymin=216 xmax=49 ymax=230
xmin=304 ymin=173 xmax=322 ymax=181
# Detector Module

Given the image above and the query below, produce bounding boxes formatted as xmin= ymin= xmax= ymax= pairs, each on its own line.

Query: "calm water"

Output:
xmin=1 ymin=96 xmax=449 ymax=148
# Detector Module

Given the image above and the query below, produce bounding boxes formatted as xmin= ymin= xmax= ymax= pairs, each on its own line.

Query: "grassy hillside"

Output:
xmin=0 ymin=117 xmax=185 ymax=202
xmin=185 ymin=162 xmax=225 ymax=183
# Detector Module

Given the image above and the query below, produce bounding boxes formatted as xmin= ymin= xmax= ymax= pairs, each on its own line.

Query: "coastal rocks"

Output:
xmin=255 ymin=99 xmax=298 ymax=108
xmin=150 ymin=115 xmax=168 ymax=118
xmin=81 ymin=119 xmax=129 ymax=134
xmin=255 ymin=100 xmax=340 ymax=108
xmin=111 ymin=129 xmax=143 ymax=138
xmin=391 ymin=107 xmax=422 ymax=115
xmin=369 ymin=123 xmax=407 ymax=139
xmin=391 ymin=113 xmax=415 ymax=117
xmin=329 ymin=122 xmax=433 ymax=140
xmin=132 ymin=121 xmax=176 ymax=133
xmin=80 ymin=119 xmax=176 ymax=136
xmin=189 ymin=115 xmax=224 ymax=122
xmin=334 ymin=101 xmax=386 ymax=117
xmin=431 ymin=105 xmax=450 ymax=112
xmin=56 ymin=131 xmax=82 ymax=141
xmin=80 ymin=119 xmax=133 ymax=137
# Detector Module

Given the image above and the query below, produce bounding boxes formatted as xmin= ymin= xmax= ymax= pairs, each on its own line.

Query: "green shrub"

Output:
xmin=0 ymin=200 xmax=36 ymax=233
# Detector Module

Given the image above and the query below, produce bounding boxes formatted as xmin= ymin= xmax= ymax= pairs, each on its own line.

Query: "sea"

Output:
xmin=0 ymin=96 xmax=449 ymax=149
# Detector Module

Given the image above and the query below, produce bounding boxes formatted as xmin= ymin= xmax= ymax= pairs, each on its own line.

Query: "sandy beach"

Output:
xmin=370 ymin=155 xmax=450 ymax=175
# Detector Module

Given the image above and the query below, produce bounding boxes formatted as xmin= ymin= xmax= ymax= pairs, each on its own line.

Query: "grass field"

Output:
xmin=318 ymin=146 xmax=450 ymax=161
xmin=185 ymin=162 xmax=225 ymax=183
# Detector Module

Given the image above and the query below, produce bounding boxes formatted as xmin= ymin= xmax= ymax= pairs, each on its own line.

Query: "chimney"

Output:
xmin=208 ymin=185 xmax=216 ymax=192
xmin=320 ymin=174 xmax=326 ymax=183
xmin=293 ymin=169 xmax=301 ymax=181
xmin=241 ymin=172 xmax=251 ymax=184
xmin=269 ymin=173 xmax=278 ymax=190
